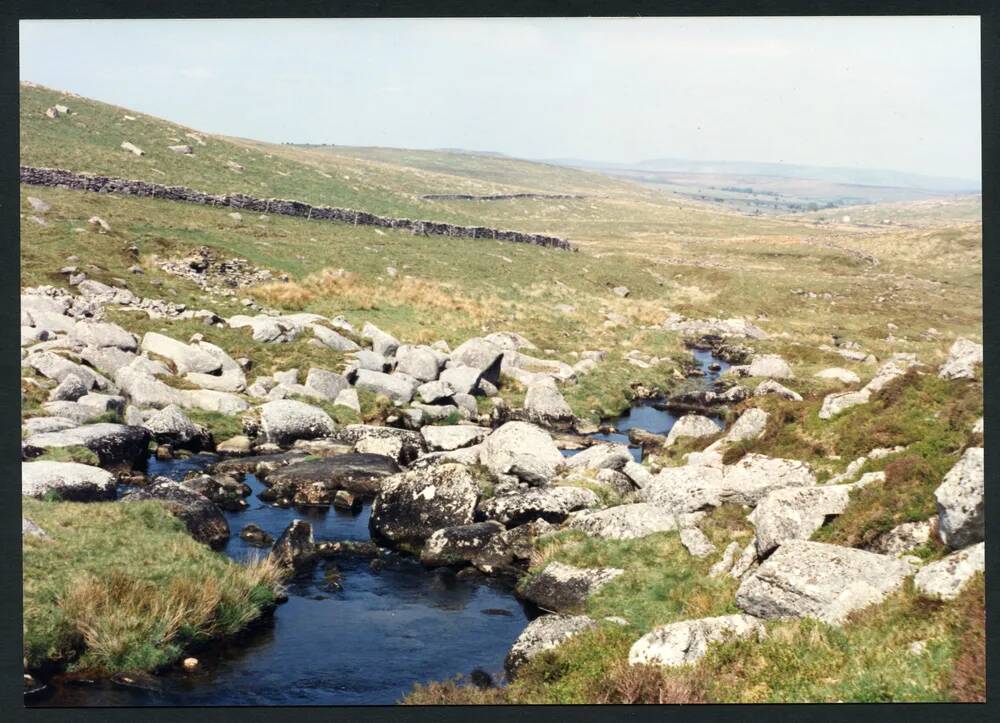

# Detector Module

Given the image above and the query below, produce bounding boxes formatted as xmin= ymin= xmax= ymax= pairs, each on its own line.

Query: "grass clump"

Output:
xmin=34 ymin=445 xmax=100 ymax=466
xmin=22 ymin=498 xmax=282 ymax=674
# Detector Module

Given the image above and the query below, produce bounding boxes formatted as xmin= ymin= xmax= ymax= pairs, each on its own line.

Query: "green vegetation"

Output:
xmin=405 ymin=576 xmax=985 ymax=704
xmin=33 ymin=445 xmax=100 ymax=466
xmin=23 ymin=498 xmax=282 ymax=674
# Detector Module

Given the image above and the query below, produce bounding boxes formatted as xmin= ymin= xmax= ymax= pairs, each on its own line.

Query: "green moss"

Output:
xmin=34 ymin=445 xmax=100 ymax=466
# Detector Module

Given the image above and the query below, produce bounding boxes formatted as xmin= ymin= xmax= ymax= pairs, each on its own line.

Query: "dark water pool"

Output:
xmin=32 ymin=456 xmax=531 ymax=707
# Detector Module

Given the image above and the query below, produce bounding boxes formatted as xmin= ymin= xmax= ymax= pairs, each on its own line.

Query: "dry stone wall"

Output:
xmin=20 ymin=166 xmax=575 ymax=251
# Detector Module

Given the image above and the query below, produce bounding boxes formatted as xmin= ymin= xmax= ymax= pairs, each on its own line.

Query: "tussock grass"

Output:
xmin=22 ymin=498 xmax=282 ymax=674
xmin=33 ymin=445 xmax=100 ymax=466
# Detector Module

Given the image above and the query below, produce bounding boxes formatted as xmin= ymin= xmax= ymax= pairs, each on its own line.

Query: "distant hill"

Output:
xmin=545 ymin=157 xmax=980 ymax=194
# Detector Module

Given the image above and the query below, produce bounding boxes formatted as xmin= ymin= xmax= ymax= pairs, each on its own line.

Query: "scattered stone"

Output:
xmin=679 ymin=526 xmax=716 ymax=558
xmin=628 ymin=614 xmax=765 ymax=667
xmin=524 ymin=376 xmax=574 ymax=425
xmin=665 ymin=414 xmax=719 ymax=447
xmin=505 ymin=614 xmax=596 ymax=678
xmin=612 ymin=286 xmax=629 ymax=297
xmin=913 ymin=542 xmax=984 ymax=600
xmin=864 ymin=519 xmax=934 ymax=556
xmin=749 ymin=484 xmax=855 ymax=557
xmin=333 ymin=489 xmax=361 ymax=511
xmin=239 ymin=523 xmax=273 ymax=546
xmin=269 ymin=519 xmax=317 ymax=570
xmin=48 ymin=374 xmax=87 ymax=402
xmin=169 ymin=145 xmax=194 ymax=154
xmin=814 ymin=368 xmax=860 ymax=384
xmin=22 ymin=517 xmax=48 ymax=539
xmin=361 ymin=322 xmax=400 ymax=357
xmin=421 ymin=425 xmax=489 ymax=451
xmin=934 ymin=447 xmax=984 ymax=549
xmin=355 ymin=369 xmax=416 ymax=404
xmin=939 ymin=338 xmax=982 ymax=380
xmin=517 ymin=561 xmax=624 ymax=614
xmin=120 ymin=141 xmax=144 ymax=156
xmin=754 ymin=379 xmax=802 ymax=401
xmin=709 ymin=541 xmax=742 ymax=577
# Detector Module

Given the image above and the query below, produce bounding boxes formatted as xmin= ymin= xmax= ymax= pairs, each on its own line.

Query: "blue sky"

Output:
xmin=20 ymin=17 xmax=981 ymax=181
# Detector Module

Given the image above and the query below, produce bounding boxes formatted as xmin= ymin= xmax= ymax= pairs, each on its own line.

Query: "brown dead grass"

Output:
xmin=595 ymin=661 xmax=708 ymax=704
xmin=948 ymin=574 xmax=986 ymax=702
xmin=251 ymin=266 xmax=501 ymax=324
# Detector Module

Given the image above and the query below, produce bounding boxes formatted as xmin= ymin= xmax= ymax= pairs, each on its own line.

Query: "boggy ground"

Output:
xmin=20 ymin=82 xmax=983 ymax=703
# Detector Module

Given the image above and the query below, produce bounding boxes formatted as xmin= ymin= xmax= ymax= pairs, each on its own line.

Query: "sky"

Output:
xmin=20 ymin=17 xmax=981 ymax=182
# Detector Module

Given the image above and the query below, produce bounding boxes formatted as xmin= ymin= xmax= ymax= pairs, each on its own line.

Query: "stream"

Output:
xmin=29 ymin=349 xmax=728 ymax=706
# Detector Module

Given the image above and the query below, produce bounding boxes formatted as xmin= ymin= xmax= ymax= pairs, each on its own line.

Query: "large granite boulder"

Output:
xmin=21 ymin=460 xmax=115 ymax=501
xmin=749 ymin=484 xmax=856 ymax=557
xmin=334 ymin=425 xmax=425 ymax=464
xmin=421 ymin=425 xmax=489 ymax=452
xmin=517 ymin=561 xmax=624 ymax=613
xmin=70 ymin=321 xmax=138 ymax=351
xmin=524 ymin=377 xmax=574 ymax=425
xmin=259 ymin=400 xmax=336 ymax=446
xmin=140 ymin=332 xmax=221 ymax=374
xmin=369 ymin=463 xmax=479 ymax=545
xmin=419 ymin=520 xmax=505 ymax=567
xmin=449 ymin=337 xmax=504 ymax=386
xmin=735 ymin=540 xmax=912 ymax=625
xmin=354 ymin=369 xmax=416 ymax=404
xmin=122 ymin=479 xmax=229 ymax=548
xmin=142 ymin=404 xmax=209 ymax=450
xmin=628 ymin=614 xmax=765 ymax=667
xmin=22 ymin=423 xmax=151 ymax=467
xmin=934 ymin=447 xmax=984 ymax=549
xmin=361 ymin=322 xmax=400 ymax=357
xmin=480 ymin=421 xmax=565 ymax=486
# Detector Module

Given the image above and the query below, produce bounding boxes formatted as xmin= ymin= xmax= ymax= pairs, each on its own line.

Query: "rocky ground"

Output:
xmin=20 ymin=267 xmax=984 ymax=702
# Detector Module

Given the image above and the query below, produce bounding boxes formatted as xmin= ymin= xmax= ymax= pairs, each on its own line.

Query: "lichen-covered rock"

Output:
xmin=864 ymin=519 xmax=934 ymax=556
xmin=140 ymin=332 xmax=221 ymax=375
xmin=395 ymin=346 xmax=441 ymax=382
xmin=739 ymin=355 xmax=792 ymax=379
xmin=749 ymin=484 xmax=855 ymax=557
xmin=517 ymin=561 xmax=624 ymax=613
xmin=913 ymin=542 xmax=984 ymax=600
xmin=665 ymin=414 xmax=720 ymax=447
xmin=448 ymin=337 xmax=505 ymax=386
xmin=754 ymin=379 xmax=803 ymax=401
xmin=142 ymin=404 xmax=209 ymax=450
xmin=480 ymin=421 xmax=565 ymax=486
xmin=262 ymin=453 xmax=401 ymax=499
xmin=239 ymin=523 xmax=273 ymax=547
xmin=258 ymin=400 xmax=336 ymax=446
xmin=361 ymin=322 xmax=400 ymax=358
xmin=122 ymin=479 xmax=229 ymax=548
xmin=478 ymin=486 xmax=600 ymax=527
xmin=679 ymin=526 xmax=716 ymax=558
xmin=524 ymin=376 xmax=574 ymax=425
xmin=21 ymin=460 xmax=115 ymax=501
xmin=566 ymin=503 xmax=678 ymax=540
xmin=471 ymin=519 xmax=553 ymax=575
xmin=310 ymin=323 xmax=360 ymax=352
xmin=419 ymin=520 xmax=505 ymax=567
xmin=628 ymin=614 xmax=765 ymax=667
xmin=421 ymin=425 xmax=490 ymax=451
xmin=369 ymin=463 xmax=479 ymax=545
xmin=505 ymin=614 xmax=596 ymax=678
xmin=735 ymin=540 xmax=912 ymax=625
xmin=563 ymin=442 xmax=632 ymax=472
xmin=269 ymin=519 xmax=317 ymax=570
xmin=71 ymin=321 xmax=137 ymax=350
xmin=814 ymin=367 xmax=860 ymax=384
xmin=934 ymin=447 xmax=984 ymax=549
xmin=22 ymin=423 xmax=151 ymax=467
xmin=938 ymin=338 xmax=982 ymax=380
xmin=303 ymin=368 xmax=350 ymax=402
xmin=335 ymin=425 xmax=425 ymax=464
xmin=354 ymin=369 xmax=416 ymax=404
xmin=644 ymin=454 xmax=816 ymax=513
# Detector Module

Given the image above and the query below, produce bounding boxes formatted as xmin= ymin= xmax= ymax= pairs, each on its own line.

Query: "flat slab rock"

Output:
xmin=263 ymin=453 xmax=401 ymax=496
xmin=22 ymin=423 xmax=151 ymax=467
xmin=22 ymin=460 xmax=116 ymax=501
xmin=566 ymin=503 xmax=679 ymax=540
xmin=505 ymin=614 xmax=597 ymax=678
xmin=735 ymin=540 xmax=912 ymax=625
xmin=628 ymin=614 xmax=765 ymax=667
xmin=643 ymin=453 xmax=816 ymax=513
xmin=517 ymin=560 xmax=624 ymax=614
xmin=478 ymin=486 xmax=600 ymax=527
